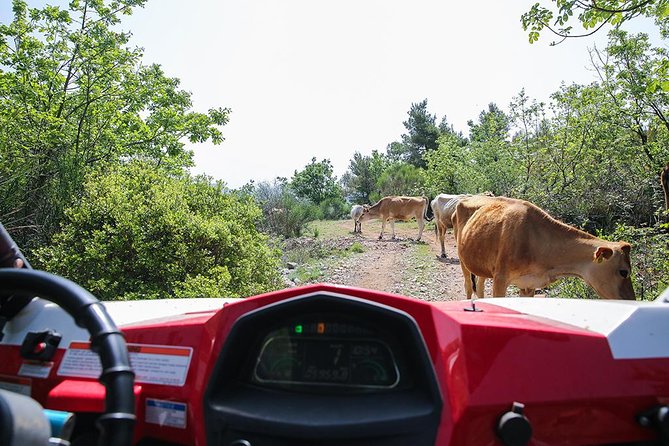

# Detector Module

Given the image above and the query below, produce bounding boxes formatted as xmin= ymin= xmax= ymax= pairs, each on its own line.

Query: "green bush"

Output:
xmin=319 ymin=196 xmax=349 ymax=220
xmin=349 ymin=242 xmax=364 ymax=253
xmin=608 ymin=222 xmax=669 ymax=301
xmin=248 ymin=180 xmax=322 ymax=239
xmin=281 ymin=199 xmax=322 ymax=238
xmin=546 ymin=278 xmax=597 ymax=300
xmin=35 ymin=162 xmax=283 ymax=300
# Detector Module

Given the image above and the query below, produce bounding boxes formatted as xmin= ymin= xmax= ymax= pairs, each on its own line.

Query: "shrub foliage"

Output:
xmin=35 ymin=162 xmax=282 ymax=300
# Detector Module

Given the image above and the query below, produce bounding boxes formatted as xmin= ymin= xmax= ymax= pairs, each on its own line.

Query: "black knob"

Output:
xmin=658 ymin=406 xmax=669 ymax=432
xmin=638 ymin=405 xmax=669 ymax=444
xmin=497 ymin=402 xmax=532 ymax=446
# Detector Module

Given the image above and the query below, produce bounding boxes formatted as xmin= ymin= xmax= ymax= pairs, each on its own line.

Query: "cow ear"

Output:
xmin=620 ymin=243 xmax=631 ymax=255
xmin=594 ymin=246 xmax=613 ymax=263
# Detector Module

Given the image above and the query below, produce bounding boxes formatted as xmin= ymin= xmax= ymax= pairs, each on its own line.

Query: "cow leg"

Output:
xmin=438 ymin=223 xmax=447 ymax=257
xmin=520 ymin=288 xmax=535 ymax=297
xmin=390 ymin=220 xmax=396 ymax=239
xmin=379 ymin=219 xmax=386 ymax=239
xmin=460 ymin=264 xmax=475 ymax=299
xmin=491 ymin=276 xmax=510 ymax=297
xmin=416 ymin=218 xmax=424 ymax=241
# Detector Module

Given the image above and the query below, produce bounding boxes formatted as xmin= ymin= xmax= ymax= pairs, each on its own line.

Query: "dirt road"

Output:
xmin=298 ymin=219 xmax=470 ymax=301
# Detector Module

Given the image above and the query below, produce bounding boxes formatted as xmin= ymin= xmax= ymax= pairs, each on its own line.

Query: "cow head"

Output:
xmin=359 ymin=205 xmax=372 ymax=221
xmin=588 ymin=242 xmax=635 ymax=300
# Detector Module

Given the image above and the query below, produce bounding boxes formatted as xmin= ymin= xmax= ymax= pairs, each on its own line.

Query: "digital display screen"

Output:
xmin=252 ymin=320 xmax=401 ymax=389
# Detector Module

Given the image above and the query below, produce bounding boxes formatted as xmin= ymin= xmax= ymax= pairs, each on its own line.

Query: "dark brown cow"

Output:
xmin=452 ymin=196 xmax=635 ymax=300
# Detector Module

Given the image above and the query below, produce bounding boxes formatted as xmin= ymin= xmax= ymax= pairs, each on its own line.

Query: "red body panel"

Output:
xmin=0 ymin=283 xmax=667 ymax=445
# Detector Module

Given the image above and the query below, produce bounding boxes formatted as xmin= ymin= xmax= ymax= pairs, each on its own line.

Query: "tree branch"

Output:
xmin=590 ymin=0 xmax=655 ymax=14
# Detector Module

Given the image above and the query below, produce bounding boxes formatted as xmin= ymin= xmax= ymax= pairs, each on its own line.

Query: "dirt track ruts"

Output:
xmin=291 ymin=220 xmax=470 ymax=301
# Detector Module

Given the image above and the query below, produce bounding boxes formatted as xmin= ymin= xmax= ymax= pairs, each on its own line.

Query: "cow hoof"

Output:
xmin=441 ymin=254 xmax=447 ymax=259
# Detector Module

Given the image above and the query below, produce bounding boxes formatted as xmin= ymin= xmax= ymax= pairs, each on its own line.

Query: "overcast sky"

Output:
xmin=2 ymin=1 xmax=659 ymax=188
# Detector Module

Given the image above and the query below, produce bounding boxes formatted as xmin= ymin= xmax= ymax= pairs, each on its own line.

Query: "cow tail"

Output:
xmin=424 ymin=197 xmax=434 ymax=221
xmin=471 ymin=273 xmax=477 ymax=293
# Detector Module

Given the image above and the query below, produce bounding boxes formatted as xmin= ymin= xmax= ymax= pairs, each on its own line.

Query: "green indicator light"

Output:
xmin=295 ymin=325 xmax=303 ymax=334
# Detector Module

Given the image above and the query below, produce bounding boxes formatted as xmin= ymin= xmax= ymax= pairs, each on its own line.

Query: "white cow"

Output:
xmin=430 ymin=194 xmax=466 ymax=258
xmin=350 ymin=204 xmax=364 ymax=233
xmin=431 ymin=192 xmax=493 ymax=258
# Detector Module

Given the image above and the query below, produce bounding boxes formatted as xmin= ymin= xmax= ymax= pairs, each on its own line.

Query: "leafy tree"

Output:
xmin=464 ymin=104 xmax=516 ymax=195
xmin=537 ymin=83 xmax=622 ymax=223
xmin=0 ymin=0 xmax=229 ymax=248
xmin=340 ymin=150 xmax=388 ymax=204
xmin=508 ymin=90 xmax=549 ymax=195
xmin=468 ymin=103 xmax=510 ymax=143
xmin=420 ymin=103 xmax=513 ymax=197
xmin=385 ymin=141 xmax=407 ymax=163
xmin=521 ymin=0 xmax=669 ymax=44
xmin=422 ymin=115 xmax=472 ymax=195
xmin=35 ymin=161 xmax=282 ymax=300
xmin=387 ymin=99 xmax=442 ymax=168
xmin=377 ymin=162 xmax=425 ymax=197
xmin=591 ymin=31 xmax=669 ymax=163
xmin=519 ymin=81 xmax=658 ymax=227
xmin=438 ymin=116 xmax=468 ymax=145
xmin=290 ymin=158 xmax=343 ymax=205
xmin=318 ymin=196 xmax=349 ymax=220
xmin=588 ymin=30 xmax=669 ymax=219
xmin=424 ymin=133 xmax=475 ymax=195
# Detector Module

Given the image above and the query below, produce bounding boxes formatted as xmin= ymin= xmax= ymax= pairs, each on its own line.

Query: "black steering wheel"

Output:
xmin=0 ymin=269 xmax=135 ymax=446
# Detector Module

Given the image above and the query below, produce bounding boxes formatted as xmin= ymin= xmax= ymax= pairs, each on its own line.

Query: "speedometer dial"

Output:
xmin=253 ymin=329 xmax=400 ymax=389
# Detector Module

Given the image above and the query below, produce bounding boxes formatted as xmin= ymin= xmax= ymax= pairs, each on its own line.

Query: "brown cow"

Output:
xmin=452 ymin=196 xmax=635 ymax=300
xmin=360 ymin=196 xmax=431 ymax=240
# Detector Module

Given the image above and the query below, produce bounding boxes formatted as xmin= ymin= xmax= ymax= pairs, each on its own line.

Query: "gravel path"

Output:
xmin=285 ymin=220 xmax=473 ymax=302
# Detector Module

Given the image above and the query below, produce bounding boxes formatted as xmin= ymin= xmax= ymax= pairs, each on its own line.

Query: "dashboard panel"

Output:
xmin=3 ymin=277 xmax=669 ymax=446
xmin=204 ymin=291 xmax=442 ymax=445
xmin=251 ymin=316 xmax=402 ymax=390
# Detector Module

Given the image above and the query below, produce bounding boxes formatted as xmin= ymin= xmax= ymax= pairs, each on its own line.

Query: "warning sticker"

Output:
xmin=0 ymin=375 xmax=31 ymax=396
xmin=19 ymin=361 xmax=53 ymax=379
xmin=58 ymin=342 xmax=193 ymax=386
xmin=145 ymin=398 xmax=187 ymax=429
